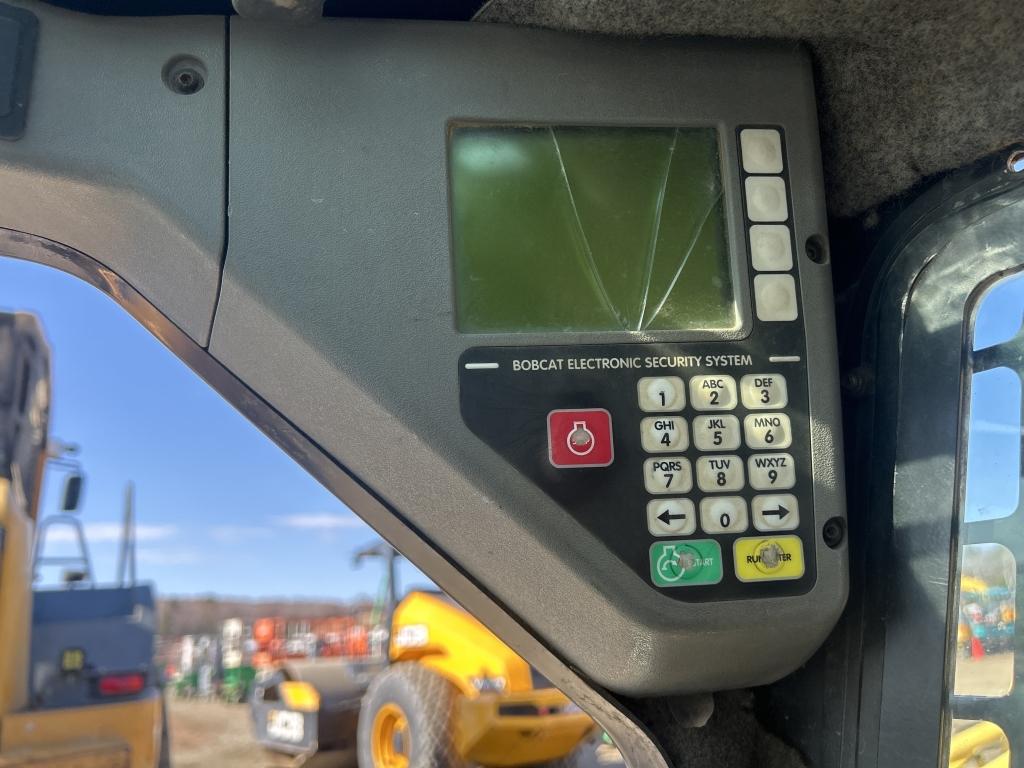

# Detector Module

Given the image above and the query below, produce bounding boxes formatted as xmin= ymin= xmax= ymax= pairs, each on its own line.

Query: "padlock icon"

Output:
xmin=566 ymin=420 xmax=596 ymax=456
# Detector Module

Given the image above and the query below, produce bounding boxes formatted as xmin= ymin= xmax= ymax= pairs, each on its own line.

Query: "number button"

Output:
xmin=637 ymin=376 xmax=685 ymax=412
xmin=640 ymin=417 xmax=688 ymax=453
xmin=647 ymin=499 xmax=697 ymax=536
xmin=695 ymin=455 xmax=744 ymax=492
xmin=699 ymin=497 xmax=749 ymax=534
xmin=691 ymin=415 xmax=741 ymax=451
xmin=688 ymin=375 xmax=737 ymax=411
xmin=752 ymin=494 xmax=800 ymax=532
xmin=747 ymin=453 xmax=796 ymax=490
xmin=739 ymin=374 xmax=789 ymax=409
xmin=743 ymin=413 xmax=792 ymax=449
xmin=644 ymin=457 xmax=692 ymax=494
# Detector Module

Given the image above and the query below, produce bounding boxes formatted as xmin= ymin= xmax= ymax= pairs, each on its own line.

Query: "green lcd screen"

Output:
xmin=450 ymin=125 xmax=737 ymax=333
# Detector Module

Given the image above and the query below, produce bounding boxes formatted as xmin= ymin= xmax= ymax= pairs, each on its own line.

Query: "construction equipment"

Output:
xmin=220 ymin=619 xmax=256 ymax=703
xmin=0 ymin=312 xmax=165 ymax=768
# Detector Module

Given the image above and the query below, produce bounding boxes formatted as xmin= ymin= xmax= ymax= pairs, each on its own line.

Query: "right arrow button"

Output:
xmin=752 ymin=493 xmax=800 ymax=532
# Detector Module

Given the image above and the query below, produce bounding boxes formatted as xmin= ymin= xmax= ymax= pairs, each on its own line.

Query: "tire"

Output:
xmin=357 ymin=663 xmax=465 ymax=768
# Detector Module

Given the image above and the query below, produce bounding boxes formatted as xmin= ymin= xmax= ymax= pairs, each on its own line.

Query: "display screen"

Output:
xmin=449 ymin=125 xmax=737 ymax=333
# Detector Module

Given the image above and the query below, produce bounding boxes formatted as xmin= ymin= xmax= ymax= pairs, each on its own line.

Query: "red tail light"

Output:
xmin=98 ymin=673 xmax=145 ymax=696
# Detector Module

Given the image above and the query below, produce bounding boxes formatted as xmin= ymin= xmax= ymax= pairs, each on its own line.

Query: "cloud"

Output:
xmin=136 ymin=548 xmax=202 ymax=566
xmin=42 ymin=522 xmax=177 ymax=544
xmin=273 ymin=513 xmax=364 ymax=531
xmin=209 ymin=525 xmax=274 ymax=542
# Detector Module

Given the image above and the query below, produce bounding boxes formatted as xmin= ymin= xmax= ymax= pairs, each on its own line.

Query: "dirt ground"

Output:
xmin=954 ymin=652 xmax=1014 ymax=697
xmin=167 ymin=697 xmax=623 ymax=768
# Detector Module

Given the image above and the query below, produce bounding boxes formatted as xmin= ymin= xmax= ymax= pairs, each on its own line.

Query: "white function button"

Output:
xmin=740 ymin=374 xmax=789 ymax=409
xmin=647 ymin=499 xmax=697 ymax=537
xmin=696 ymin=455 xmax=745 ymax=492
xmin=740 ymin=129 xmax=784 ymax=174
xmin=744 ymin=177 xmax=789 ymax=222
xmin=754 ymin=274 xmax=799 ymax=322
xmin=752 ymin=494 xmax=800 ymax=532
xmin=644 ymin=457 xmax=693 ymax=495
xmin=640 ymin=416 xmax=688 ymax=453
xmin=743 ymin=413 xmax=793 ymax=449
xmin=637 ymin=376 xmax=685 ymax=412
xmin=688 ymin=375 xmax=737 ymax=411
xmin=749 ymin=225 xmax=794 ymax=272
xmin=748 ymin=453 xmax=796 ymax=490
xmin=691 ymin=415 xmax=741 ymax=451
xmin=700 ymin=496 xmax=749 ymax=534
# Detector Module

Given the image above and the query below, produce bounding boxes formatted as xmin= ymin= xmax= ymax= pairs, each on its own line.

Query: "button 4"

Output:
xmin=734 ymin=535 xmax=805 ymax=581
xmin=748 ymin=452 xmax=795 ymax=490
xmin=740 ymin=373 xmax=789 ymax=409
xmin=689 ymin=375 xmax=737 ymax=411
xmin=696 ymin=455 xmax=744 ymax=492
xmin=637 ymin=376 xmax=685 ymax=412
xmin=547 ymin=409 xmax=614 ymax=468
xmin=647 ymin=499 xmax=696 ymax=537
xmin=752 ymin=494 xmax=799 ymax=532
xmin=743 ymin=413 xmax=792 ymax=449
xmin=691 ymin=415 xmax=741 ymax=451
xmin=644 ymin=457 xmax=693 ymax=494
xmin=640 ymin=416 xmax=688 ymax=453
xmin=699 ymin=496 xmax=748 ymax=534
xmin=649 ymin=539 xmax=723 ymax=587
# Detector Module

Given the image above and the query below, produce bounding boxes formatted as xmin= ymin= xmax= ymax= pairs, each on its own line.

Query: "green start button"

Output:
xmin=649 ymin=539 xmax=723 ymax=587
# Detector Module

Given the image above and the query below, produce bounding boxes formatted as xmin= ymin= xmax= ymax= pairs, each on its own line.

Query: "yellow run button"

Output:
xmin=734 ymin=535 xmax=805 ymax=582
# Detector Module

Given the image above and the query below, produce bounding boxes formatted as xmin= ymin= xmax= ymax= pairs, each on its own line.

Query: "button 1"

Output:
xmin=644 ymin=457 xmax=693 ymax=494
xmin=640 ymin=416 xmax=688 ymax=453
xmin=740 ymin=129 xmax=784 ymax=174
xmin=749 ymin=225 xmax=793 ymax=272
xmin=743 ymin=413 xmax=792 ymax=449
xmin=734 ymin=535 xmax=805 ymax=581
xmin=748 ymin=453 xmax=796 ymax=490
xmin=740 ymin=373 xmax=789 ymax=409
xmin=637 ymin=376 xmax=685 ymax=412
xmin=744 ymin=176 xmax=789 ymax=222
xmin=691 ymin=415 xmax=741 ymax=451
xmin=696 ymin=455 xmax=744 ymax=492
xmin=688 ymin=375 xmax=737 ymax=411
xmin=649 ymin=539 xmax=723 ymax=587
xmin=754 ymin=274 xmax=799 ymax=322
xmin=547 ymin=409 xmax=614 ymax=468
xmin=647 ymin=499 xmax=696 ymax=537
xmin=699 ymin=496 xmax=748 ymax=534
xmin=752 ymin=494 xmax=799 ymax=532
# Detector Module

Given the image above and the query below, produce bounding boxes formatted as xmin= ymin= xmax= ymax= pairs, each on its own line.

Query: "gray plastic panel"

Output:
xmin=213 ymin=20 xmax=846 ymax=694
xmin=0 ymin=2 xmax=224 ymax=344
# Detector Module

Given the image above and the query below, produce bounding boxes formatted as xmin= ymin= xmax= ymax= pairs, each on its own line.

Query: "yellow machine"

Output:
xmin=0 ymin=312 xmax=164 ymax=768
xmin=358 ymin=590 xmax=594 ymax=768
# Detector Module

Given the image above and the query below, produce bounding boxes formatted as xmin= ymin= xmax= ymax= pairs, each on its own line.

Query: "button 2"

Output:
xmin=644 ymin=457 xmax=692 ymax=494
xmin=640 ymin=416 xmax=688 ymax=452
xmin=637 ymin=376 xmax=685 ymax=412
xmin=688 ymin=375 xmax=737 ymax=411
xmin=647 ymin=499 xmax=696 ymax=536
xmin=547 ymin=409 xmax=614 ymax=468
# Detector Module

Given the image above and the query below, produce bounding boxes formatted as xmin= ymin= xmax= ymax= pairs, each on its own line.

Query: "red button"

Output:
xmin=547 ymin=409 xmax=614 ymax=468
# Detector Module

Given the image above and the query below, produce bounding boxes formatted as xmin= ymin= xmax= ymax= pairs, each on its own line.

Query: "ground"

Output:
xmin=167 ymin=697 xmax=624 ymax=768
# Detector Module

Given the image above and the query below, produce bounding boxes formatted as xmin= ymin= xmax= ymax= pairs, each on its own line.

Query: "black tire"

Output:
xmin=357 ymin=663 xmax=466 ymax=768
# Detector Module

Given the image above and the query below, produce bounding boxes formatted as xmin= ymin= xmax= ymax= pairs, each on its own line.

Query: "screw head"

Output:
xmin=823 ymin=517 xmax=846 ymax=549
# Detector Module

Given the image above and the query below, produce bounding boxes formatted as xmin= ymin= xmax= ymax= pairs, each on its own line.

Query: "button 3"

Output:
xmin=688 ymin=375 xmax=737 ymax=411
xmin=640 ymin=416 xmax=688 ymax=453
xmin=647 ymin=499 xmax=696 ymax=537
xmin=637 ymin=376 xmax=685 ymax=412
xmin=696 ymin=455 xmax=744 ymax=492
xmin=740 ymin=374 xmax=789 ymax=409
xmin=644 ymin=457 xmax=693 ymax=494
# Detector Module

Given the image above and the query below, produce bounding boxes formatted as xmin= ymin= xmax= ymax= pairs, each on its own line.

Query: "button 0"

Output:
xmin=734 ymin=535 xmax=805 ymax=581
xmin=637 ymin=376 xmax=685 ymax=412
xmin=644 ymin=457 xmax=692 ymax=494
xmin=696 ymin=455 xmax=744 ymax=492
xmin=640 ymin=416 xmax=688 ymax=453
xmin=743 ymin=413 xmax=792 ymax=449
xmin=744 ymin=177 xmax=789 ymax=222
xmin=691 ymin=415 xmax=741 ymax=451
xmin=689 ymin=375 xmax=737 ymax=411
xmin=749 ymin=225 xmax=793 ymax=272
xmin=740 ymin=374 xmax=789 ymax=409
xmin=754 ymin=274 xmax=799 ymax=322
xmin=740 ymin=129 xmax=784 ymax=174
xmin=647 ymin=499 xmax=696 ymax=537
xmin=650 ymin=539 xmax=723 ymax=587
xmin=748 ymin=453 xmax=796 ymax=490
xmin=700 ymin=496 xmax=749 ymax=534
xmin=752 ymin=494 xmax=799 ymax=532
xmin=547 ymin=409 xmax=614 ymax=468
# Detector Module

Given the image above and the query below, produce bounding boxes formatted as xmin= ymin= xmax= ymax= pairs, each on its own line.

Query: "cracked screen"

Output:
xmin=450 ymin=125 xmax=736 ymax=333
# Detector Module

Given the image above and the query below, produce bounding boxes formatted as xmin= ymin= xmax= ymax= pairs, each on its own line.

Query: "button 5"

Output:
xmin=689 ymin=375 xmax=737 ymax=411
xmin=637 ymin=376 xmax=685 ymax=412
xmin=691 ymin=415 xmax=741 ymax=451
xmin=743 ymin=413 xmax=792 ymax=449
xmin=740 ymin=373 xmax=789 ymax=409
xmin=696 ymin=455 xmax=744 ymax=492
xmin=734 ymin=535 xmax=805 ymax=581
xmin=647 ymin=499 xmax=696 ymax=537
xmin=640 ymin=416 xmax=688 ymax=452
xmin=644 ymin=457 xmax=693 ymax=494
xmin=547 ymin=409 xmax=614 ymax=468
xmin=748 ymin=453 xmax=796 ymax=490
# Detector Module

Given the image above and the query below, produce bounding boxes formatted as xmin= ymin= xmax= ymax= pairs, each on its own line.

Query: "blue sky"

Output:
xmin=0 ymin=256 xmax=428 ymax=601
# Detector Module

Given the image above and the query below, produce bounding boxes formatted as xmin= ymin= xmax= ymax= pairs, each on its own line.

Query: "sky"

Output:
xmin=0 ymin=256 xmax=428 ymax=601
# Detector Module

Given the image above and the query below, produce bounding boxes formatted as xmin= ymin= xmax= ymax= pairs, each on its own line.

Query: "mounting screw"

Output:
xmin=841 ymin=366 xmax=874 ymax=398
xmin=823 ymin=517 xmax=845 ymax=549
xmin=1008 ymin=149 xmax=1024 ymax=175
xmin=163 ymin=56 xmax=206 ymax=95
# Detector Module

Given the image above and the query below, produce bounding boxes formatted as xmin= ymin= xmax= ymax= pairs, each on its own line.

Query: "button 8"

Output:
xmin=696 ymin=455 xmax=745 ymax=492
xmin=637 ymin=376 xmax=685 ymax=412
xmin=688 ymin=375 xmax=737 ymax=411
